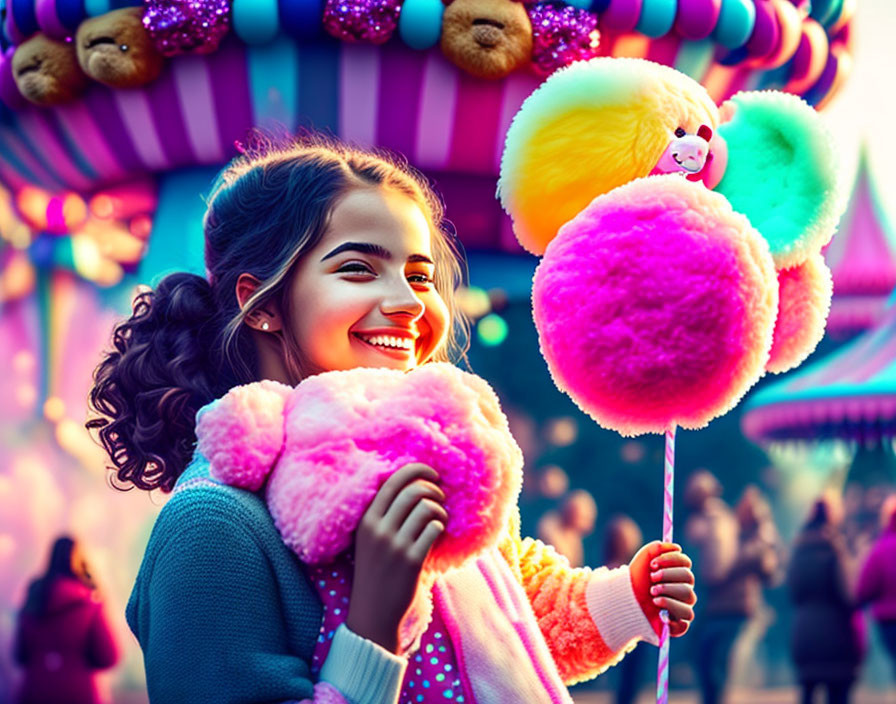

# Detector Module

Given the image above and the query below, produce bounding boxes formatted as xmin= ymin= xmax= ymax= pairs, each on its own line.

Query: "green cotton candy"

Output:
xmin=715 ymin=90 xmax=843 ymax=269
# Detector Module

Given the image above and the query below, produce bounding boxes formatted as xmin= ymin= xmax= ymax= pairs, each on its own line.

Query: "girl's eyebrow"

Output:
xmin=320 ymin=241 xmax=434 ymax=265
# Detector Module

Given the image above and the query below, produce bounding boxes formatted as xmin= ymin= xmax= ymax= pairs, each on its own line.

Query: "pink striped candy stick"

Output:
xmin=656 ymin=424 xmax=676 ymax=704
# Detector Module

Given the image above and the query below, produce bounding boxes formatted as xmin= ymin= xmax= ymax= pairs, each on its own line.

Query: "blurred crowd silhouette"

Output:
xmin=11 ymin=536 xmax=118 ymax=704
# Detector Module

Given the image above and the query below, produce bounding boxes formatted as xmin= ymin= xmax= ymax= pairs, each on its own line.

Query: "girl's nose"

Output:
xmin=380 ymin=282 xmax=424 ymax=319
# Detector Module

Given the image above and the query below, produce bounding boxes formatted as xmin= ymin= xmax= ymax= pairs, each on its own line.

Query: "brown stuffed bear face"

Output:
xmin=12 ymin=35 xmax=87 ymax=105
xmin=440 ymin=0 xmax=533 ymax=80
xmin=76 ymin=7 xmax=163 ymax=89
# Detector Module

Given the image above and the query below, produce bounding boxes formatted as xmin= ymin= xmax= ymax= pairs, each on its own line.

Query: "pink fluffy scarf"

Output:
xmin=195 ymin=363 xmax=524 ymax=650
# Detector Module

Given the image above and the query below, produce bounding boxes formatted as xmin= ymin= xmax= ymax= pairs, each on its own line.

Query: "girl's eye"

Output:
xmin=674 ymin=127 xmax=687 ymax=138
xmin=337 ymin=262 xmax=374 ymax=275
xmin=408 ymin=273 xmax=433 ymax=285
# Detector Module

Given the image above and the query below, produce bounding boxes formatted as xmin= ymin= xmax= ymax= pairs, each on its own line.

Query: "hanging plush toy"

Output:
xmin=12 ymin=34 xmax=87 ymax=105
xmin=194 ymin=363 xmax=523 ymax=653
xmin=439 ymin=0 xmax=534 ymax=79
xmin=75 ymin=8 xmax=164 ymax=89
xmin=497 ymin=56 xmax=845 ymax=704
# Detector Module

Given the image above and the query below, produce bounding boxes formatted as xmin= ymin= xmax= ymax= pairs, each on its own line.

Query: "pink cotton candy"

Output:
xmin=766 ymin=253 xmax=832 ymax=374
xmin=197 ymin=363 xmax=523 ymax=574
xmin=532 ymin=175 xmax=779 ymax=436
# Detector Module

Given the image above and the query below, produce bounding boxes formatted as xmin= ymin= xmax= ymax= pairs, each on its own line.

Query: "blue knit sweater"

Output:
xmin=127 ymin=456 xmax=407 ymax=703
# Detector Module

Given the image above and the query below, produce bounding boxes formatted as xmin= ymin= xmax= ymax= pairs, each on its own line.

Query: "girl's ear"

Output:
xmin=713 ymin=90 xmax=845 ymax=269
xmin=196 ymin=380 xmax=291 ymax=490
xmin=236 ymin=272 xmax=284 ymax=333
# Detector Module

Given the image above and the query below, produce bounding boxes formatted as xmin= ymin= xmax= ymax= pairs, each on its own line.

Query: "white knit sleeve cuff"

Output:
xmin=319 ymin=624 xmax=407 ymax=704
xmin=585 ymin=565 xmax=660 ymax=649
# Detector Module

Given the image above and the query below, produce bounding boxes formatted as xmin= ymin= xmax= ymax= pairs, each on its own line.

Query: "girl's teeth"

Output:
xmin=362 ymin=335 xmax=413 ymax=350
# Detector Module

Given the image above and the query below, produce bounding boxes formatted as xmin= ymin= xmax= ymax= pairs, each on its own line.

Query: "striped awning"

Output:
xmin=742 ymin=301 xmax=896 ymax=444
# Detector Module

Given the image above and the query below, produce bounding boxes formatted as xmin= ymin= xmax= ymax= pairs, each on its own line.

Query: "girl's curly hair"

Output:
xmin=88 ymin=134 xmax=469 ymax=492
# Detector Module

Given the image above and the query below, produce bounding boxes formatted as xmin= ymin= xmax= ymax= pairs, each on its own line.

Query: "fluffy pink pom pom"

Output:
xmin=766 ymin=252 xmax=832 ymax=374
xmin=200 ymin=363 xmax=522 ymax=572
xmin=269 ymin=363 xmax=522 ymax=571
xmin=533 ymin=175 xmax=778 ymax=436
xmin=197 ymin=380 xmax=291 ymax=491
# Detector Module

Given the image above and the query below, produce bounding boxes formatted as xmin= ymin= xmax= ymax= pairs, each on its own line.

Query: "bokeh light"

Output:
xmin=477 ymin=313 xmax=508 ymax=346
xmin=546 ymin=416 xmax=578 ymax=446
xmin=537 ymin=464 xmax=570 ymax=498
xmin=620 ymin=440 xmax=647 ymax=463
xmin=456 ymin=286 xmax=492 ymax=319
xmin=43 ymin=396 xmax=66 ymax=423
xmin=0 ymin=252 xmax=36 ymax=302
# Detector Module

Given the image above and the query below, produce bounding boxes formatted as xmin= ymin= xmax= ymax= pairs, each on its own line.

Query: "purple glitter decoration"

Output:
xmin=528 ymin=3 xmax=600 ymax=76
xmin=322 ymin=0 xmax=401 ymax=44
xmin=143 ymin=0 xmax=232 ymax=57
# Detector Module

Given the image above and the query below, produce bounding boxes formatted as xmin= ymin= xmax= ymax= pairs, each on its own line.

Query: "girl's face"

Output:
xmin=286 ymin=187 xmax=450 ymax=375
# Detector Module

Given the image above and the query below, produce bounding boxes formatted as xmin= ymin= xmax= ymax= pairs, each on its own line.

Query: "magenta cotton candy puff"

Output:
xmin=197 ymin=379 xmax=291 ymax=491
xmin=766 ymin=253 xmax=832 ymax=374
xmin=263 ymin=363 xmax=522 ymax=570
xmin=533 ymin=175 xmax=778 ymax=437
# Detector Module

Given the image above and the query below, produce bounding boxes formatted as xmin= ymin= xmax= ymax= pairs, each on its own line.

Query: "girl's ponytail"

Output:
xmin=87 ymin=272 xmax=233 ymax=492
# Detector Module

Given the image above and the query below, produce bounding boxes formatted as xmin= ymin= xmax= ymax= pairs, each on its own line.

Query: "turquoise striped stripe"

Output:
xmin=247 ymin=36 xmax=299 ymax=130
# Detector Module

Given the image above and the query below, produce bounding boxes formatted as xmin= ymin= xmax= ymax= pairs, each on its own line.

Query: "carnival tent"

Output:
xmin=824 ymin=146 xmax=896 ymax=337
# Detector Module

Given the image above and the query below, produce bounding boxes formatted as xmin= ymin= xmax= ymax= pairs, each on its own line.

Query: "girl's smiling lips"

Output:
xmin=352 ymin=328 xmax=420 ymax=358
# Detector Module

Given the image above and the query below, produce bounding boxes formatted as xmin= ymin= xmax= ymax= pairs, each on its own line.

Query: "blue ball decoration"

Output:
xmin=398 ymin=0 xmax=442 ymax=50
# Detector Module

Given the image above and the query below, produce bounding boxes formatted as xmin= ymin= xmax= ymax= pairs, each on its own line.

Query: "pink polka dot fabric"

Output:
xmin=532 ymin=175 xmax=778 ymax=436
xmin=309 ymin=556 xmax=469 ymax=703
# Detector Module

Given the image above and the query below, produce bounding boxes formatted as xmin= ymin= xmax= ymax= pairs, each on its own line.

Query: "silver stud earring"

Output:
xmin=261 ymin=321 xmax=270 ymax=331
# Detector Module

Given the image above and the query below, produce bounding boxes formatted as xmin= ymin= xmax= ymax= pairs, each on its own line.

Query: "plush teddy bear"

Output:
xmin=12 ymin=34 xmax=87 ymax=105
xmin=194 ymin=362 xmax=523 ymax=652
xmin=75 ymin=7 xmax=164 ymax=89
xmin=440 ymin=0 xmax=532 ymax=80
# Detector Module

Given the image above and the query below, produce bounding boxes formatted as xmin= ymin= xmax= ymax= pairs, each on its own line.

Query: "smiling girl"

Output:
xmin=88 ymin=136 xmax=696 ymax=704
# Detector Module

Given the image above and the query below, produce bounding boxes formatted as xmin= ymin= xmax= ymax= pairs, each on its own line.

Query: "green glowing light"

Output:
xmin=477 ymin=313 xmax=508 ymax=346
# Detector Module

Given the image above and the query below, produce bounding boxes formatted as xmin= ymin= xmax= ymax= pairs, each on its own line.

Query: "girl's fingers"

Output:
xmin=381 ymin=479 xmax=445 ymax=533
xmin=396 ymin=498 xmax=449 ymax=546
xmin=670 ymin=620 xmax=691 ymax=637
xmin=650 ymin=567 xmax=695 ymax=585
xmin=369 ymin=463 xmax=440 ymax=518
xmin=650 ymin=551 xmax=692 ymax=570
xmin=407 ymin=520 xmax=445 ymax=564
xmin=645 ymin=542 xmax=682 ymax=560
xmin=652 ymin=596 xmax=694 ymax=623
xmin=649 ymin=583 xmax=697 ymax=605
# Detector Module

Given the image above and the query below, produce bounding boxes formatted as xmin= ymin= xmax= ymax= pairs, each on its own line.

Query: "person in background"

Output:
xmin=856 ymin=494 xmax=896 ymax=680
xmin=684 ymin=469 xmax=741 ymax=704
xmin=727 ymin=486 xmax=782 ymax=688
xmin=787 ymin=493 xmax=864 ymax=704
xmin=603 ymin=515 xmax=648 ymax=704
xmin=536 ymin=488 xmax=598 ymax=568
xmin=732 ymin=486 xmax=782 ymax=609
xmin=12 ymin=536 xmax=118 ymax=704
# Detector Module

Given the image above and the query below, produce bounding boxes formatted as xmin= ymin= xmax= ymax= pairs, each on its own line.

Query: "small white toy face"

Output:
xmin=651 ymin=124 xmax=714 ymax=178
